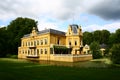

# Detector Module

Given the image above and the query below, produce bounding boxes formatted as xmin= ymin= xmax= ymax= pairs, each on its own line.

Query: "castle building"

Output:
xmin=18 ymin=24 xmax=92 ymax=62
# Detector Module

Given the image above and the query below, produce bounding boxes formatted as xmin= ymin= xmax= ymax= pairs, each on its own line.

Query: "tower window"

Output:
xmin=75 ymin=41 xmax=77 ymax=46
xmin=69 ymin=41 xmax=71 ymax=45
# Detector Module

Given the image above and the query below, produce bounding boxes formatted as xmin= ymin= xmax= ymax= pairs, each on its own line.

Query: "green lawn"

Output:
xmin=0 ymin=58 xmax=120 ymax=80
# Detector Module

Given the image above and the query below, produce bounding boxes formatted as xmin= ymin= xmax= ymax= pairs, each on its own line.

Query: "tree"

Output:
xmin=90 ymin=41 xmax=102 ymax=59
xmin=101 ymin=30 xmax=110 ymax=44
xmin=111 ymin=44 xmax=120 ymax=64
xmin=93 ymin=30 xmax=102 ymax=43
xmin=83 ymin=31 xmax=93 ymax=45
xmin=7 ymin=17 xmax=38 ymax=54
xmin=0 ymin=27 xmax=9 ymax=57
xmin=108 ymin=33 xmax=116 ymax=47
xmin=115 ymin=29 xmax=120 ymax=43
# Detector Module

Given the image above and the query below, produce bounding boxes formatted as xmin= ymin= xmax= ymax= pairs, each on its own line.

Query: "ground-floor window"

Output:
xmin=40 ymin=49 xmax=43 ymax=54
xmin=45 ymin=49 xmax=47 ymax=54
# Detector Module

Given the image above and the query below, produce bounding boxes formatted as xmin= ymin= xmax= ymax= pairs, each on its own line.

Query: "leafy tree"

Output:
xmin=90 ymin=41 xmax=102 ymax=59
xmin=115 ymin=29 xmax=120 ymax=43
xmin=101 ymin=30 xmax=110 ymax=44
xmin=83 ymin=31 xmax=93 ymax=45
xmin=111 ymin=44 xmax=120 ymax=64
xmin=7 ymin=17 xmax=38 ymax=54
xmin=0 ymin=27 xmax=9 ymax=57
xmin=93 ymin=30 xmax=102 ymax=43
xmin=108 ymin=33 xmax=116 ymax=47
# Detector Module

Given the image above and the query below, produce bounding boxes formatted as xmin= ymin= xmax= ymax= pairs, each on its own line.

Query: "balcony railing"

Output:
xmin=26 ymin=55 xmax=39 ymax=58
xmin=29 ymin=45 xmax=36 ymax=49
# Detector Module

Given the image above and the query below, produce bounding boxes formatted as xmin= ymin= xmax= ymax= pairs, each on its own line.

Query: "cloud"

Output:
xmin=88 ymin=0 xmax=120 ymax=20
xmin=83 ymin=22 xmax=120 ymax=32
xmin=0 ymin=0 xmax=120 ymax=32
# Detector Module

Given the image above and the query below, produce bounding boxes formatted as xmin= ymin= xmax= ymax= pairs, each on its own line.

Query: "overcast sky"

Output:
xmin=0 ymin=0 xmax=120 ymax=32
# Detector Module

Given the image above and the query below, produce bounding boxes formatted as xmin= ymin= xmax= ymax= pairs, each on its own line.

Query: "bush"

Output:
xmin=111 ymin=44 xmax=120 ymax=64
xmin=6 ymin=54 xmax=18 ymax=59
xmin=90 ymin=41 xmax=102 ymax=59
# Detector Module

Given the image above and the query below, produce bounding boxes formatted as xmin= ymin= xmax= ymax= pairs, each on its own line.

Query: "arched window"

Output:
xmin=37 ymin=49 xmax=39 ymax=55
xmin=41 ymin=40 xmax=43 ymax=45
xmin=37 ymin=40 xmax=39 ymax=45
xmin=45 ymin=49 xmax=47 ymax=54
xmin=57 ymin=38 xmax=60 ymax=45
xmin=41 ymin=49 xmax=43 ymax=54
xmin=75 ymin=41 xmax=77 ymax=46
xmin=45 ymin=39 xmax=47 ymax=45
xmin=69 ymin=41 xmax=71 ymax=45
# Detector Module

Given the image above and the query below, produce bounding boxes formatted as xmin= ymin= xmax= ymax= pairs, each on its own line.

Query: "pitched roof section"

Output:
xmin=70 ymin=24 xmax=78 ymax=34
xmin=23 ymin=28 xmax=65 ymax=38
xmin=23 ymin=34 xmax=30 ymax=37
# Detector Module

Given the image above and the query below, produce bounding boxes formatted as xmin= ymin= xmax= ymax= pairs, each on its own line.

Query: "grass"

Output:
xmin=0 ymin=58 xmax=120 ymax=80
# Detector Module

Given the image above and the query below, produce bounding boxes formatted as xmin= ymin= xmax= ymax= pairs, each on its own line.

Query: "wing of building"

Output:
xmin=18 ymin=24 xmax=92 ymax=62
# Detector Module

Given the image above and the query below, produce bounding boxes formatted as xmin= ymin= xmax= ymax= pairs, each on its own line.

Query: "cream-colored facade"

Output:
xmin=18 ymin=24 xmax=92 ymax=62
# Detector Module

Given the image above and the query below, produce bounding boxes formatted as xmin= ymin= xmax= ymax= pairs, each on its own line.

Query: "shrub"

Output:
xmin=111 ymin=44 xmax=120 ymax=64
xmin=53 ymin=45 xmax=72 ymax=54
xmin=90 ymin=41 xmax=102 ymax=59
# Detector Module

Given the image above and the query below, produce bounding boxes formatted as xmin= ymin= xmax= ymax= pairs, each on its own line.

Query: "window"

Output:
xmin=40 ymin=49 xmax=43 ymax=54
xmin=57 ymin=38 xmax=60 ymax=45
xmin=34 ymin=41 xmax=36 ymax=46
xmin=22 ymin=42 xmax=24 ymax=46
xmin=28 ymin=50 xmax=30 ymax=55
xmin=31 ymin=41 xmax=33 ymax=46
xmin=75 ymin=41 xmax=77 ymax=46
xmin=45 ymin=49 xmax=47 ymax=54
xmin=23 ymin=50 xmax=24 ymax=54
xmin=41 ymin=40 xmax=43 ymax=45
xmin=37 ymin=49 xmax=39 ymax=55
xmin=69 ymin=41 xmax=71 ymax=45
xmin=28 ymin=42 xmax=30 ymax=46
xmin=25 ymin=50 xmax=27 ymax=54
xmin=26 ymin=42 xmax=27 ymax=46
xmin=37 ymin=40 xmax=39 ymax=45
xmin=45 ymin=39 xmax=47 ymax=45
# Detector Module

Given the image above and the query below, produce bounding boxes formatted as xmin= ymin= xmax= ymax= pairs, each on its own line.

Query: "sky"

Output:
xmin=0 ymin=0 xmax=120 ymax=32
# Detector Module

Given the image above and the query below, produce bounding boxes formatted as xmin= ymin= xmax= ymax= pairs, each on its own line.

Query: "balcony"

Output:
xmin=29 ymin=46 xmax=36 ymax=49
xmin=26 ymin=55 xmax=39 ymax=58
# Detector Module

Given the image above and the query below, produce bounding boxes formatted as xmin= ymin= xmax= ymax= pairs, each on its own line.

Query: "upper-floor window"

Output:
xmin=69 ymin=41 xmax=71 ymax=45
xmin=28 ymin=42 xmax=30 ymax=46
xmin=41 ymin=40 xmax=43 ymax=45
xmin=45 ymin=39 xmax=47 ymax=45
xmin=75 ymin=41 xmax=77 ymax=46
xmin=37 ymin=40 xmax=39 ymax=45
xmin=22 ymin=41 xmax=24 ymax=46
xmin=34 ymin=41 xmax=36 ymax=46
xmin=31 ymin=41 xmax=33 ymax=46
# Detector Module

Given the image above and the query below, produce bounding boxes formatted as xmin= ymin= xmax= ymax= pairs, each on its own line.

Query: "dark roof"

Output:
xmin=23 ymin=28 xmax=65 ymax=38
xmin=100 ymin=43 xmax=107 ymax=48
xmin=23 ymin=34 xmax=30 ymax=37
xmin=70 ymin=24 xmax=79 ymax=34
